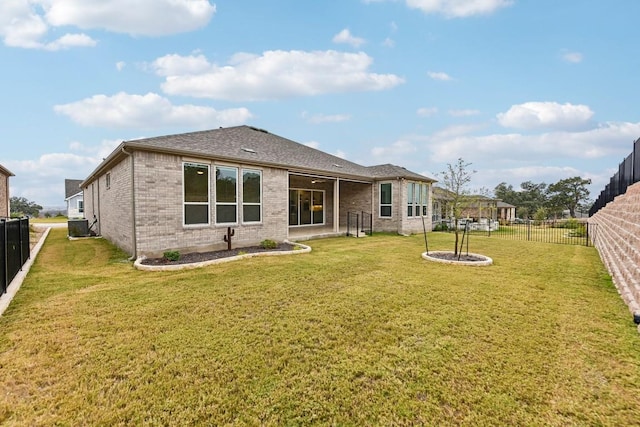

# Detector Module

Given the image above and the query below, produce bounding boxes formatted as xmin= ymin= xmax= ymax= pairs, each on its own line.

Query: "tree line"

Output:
xmin=494 ymin=177 xmax=592 ymax=219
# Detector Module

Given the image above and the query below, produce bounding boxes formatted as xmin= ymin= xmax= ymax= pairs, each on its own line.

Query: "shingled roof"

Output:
xmin=0 ymin=164 xmax=14 ymax=177
xmin=64 ymin=179 xmax=83 ymax=199
xmin=86 ymin=126 xmax=435 ymax=184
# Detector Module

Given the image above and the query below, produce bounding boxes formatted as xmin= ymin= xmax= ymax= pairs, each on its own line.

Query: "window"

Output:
xmin=77 ymin=200 xmax=84 ymax=213
xmin=183 ymin=162 xmax=210 ymax=225
xmin=421 ymin=184 xmax=429 ymax=216
xmin=105 ymin=172 xmax=111 ymax=189
xmin=407 ymin=182 xmax=415 ymax=217
xmin=380 ymin=182 xmax=392 ymax=217
xmin=216 ymin=166 xmax=238 ymax=224
xmin=408 ymin=182 xmax=429 ymax=217
xmin=242 ymin=169 xmax=261 ymax=223
xmin=406 ymin=182 xmax=429 ymax=217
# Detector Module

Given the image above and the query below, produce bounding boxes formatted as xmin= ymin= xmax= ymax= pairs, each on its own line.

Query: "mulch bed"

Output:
xmin=140 ymin=243 xmax=297 ymax=266
xmin=426 ymin=252 xmax=487 ymax=262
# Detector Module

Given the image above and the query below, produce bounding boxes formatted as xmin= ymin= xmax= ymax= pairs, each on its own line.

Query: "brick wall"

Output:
xmin=84 ymin=154 xmax=135 ymax=255
xmin=588 ymin=181 xmax=640 ymax=325
xmin=133 ymin=152 xmax=289 ymax=258
xmin=0 ymin=173 xmax=9 ymax=218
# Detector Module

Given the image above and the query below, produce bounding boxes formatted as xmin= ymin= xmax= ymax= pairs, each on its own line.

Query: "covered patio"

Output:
xmin=287 ymin=173 xmax=373 ymax=240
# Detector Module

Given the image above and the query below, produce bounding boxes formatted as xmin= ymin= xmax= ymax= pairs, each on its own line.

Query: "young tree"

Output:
xmin=10 ymin=196 xmax=43 ymax=217
xmin=547 ymin=177 xmax=591 ymax=218
xmin=439 ymin=158 xmax=475 ymax=255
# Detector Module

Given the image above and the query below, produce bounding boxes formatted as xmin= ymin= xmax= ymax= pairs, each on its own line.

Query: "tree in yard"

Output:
xmin=546 ymin=176 xmax=591 ymax=218
xmin=518 ymin=181 xmax=547 ymax=219
xmin=10 ymin=196 xmax=43 ymax=218
xmin=439 ymin=158 xmax=476 ymax=256
xmin=493 ymin=182 xmax=520 ymax=206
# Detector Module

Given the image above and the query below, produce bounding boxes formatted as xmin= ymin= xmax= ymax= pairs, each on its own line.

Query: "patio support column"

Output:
xmin=334 ymin=178 xmax=340 ymax=233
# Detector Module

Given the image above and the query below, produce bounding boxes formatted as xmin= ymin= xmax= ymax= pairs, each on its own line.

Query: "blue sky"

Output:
xmin=2 ymin=0 xmax=639 ymax=208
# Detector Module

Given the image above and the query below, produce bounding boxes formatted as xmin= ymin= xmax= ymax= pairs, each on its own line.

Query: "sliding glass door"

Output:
xmin=289 ymin=189 xmax=324 ymax=226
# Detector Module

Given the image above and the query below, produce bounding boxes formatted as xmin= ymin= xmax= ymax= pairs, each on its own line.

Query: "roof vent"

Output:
xmin=241 ymin=147 xmax=256 ymax=153
xmin=332 ymin=163 xmax=343 ymax=168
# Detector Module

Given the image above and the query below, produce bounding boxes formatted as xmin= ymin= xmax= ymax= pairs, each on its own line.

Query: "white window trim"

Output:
xmin=241 ymin=168 xmax=262 ymax=224
xmin=183 ymin=162 xmax=210 ymax=227
xmin=379 ymin=182 xmax=393 ymax=218
xmin=215 ymin=165 xmax=239 ymax=225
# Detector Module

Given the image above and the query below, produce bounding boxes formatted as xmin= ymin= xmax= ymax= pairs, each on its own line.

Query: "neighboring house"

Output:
xmin=0 ymin=164 xmax=14 ymax=218
xmin=497 ymin=201 xmax=516 ymax=223
xmin=65 ymin=179 xmax=84 ymax=219
xmin=431 ymin=186 xmax=500 ymax=228
xmin=82 ymin=126 xmax=436 ymax=258
xmin=431 ymin=186 xmax=453 ymax=228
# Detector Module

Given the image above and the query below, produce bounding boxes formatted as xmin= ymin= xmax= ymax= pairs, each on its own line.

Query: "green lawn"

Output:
xmin=1 ymin=229 xmax=638 ymax=425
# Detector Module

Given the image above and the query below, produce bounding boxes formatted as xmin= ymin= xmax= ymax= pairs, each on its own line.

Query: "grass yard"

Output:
xmin=0 ymin=229 xmax=639 ymax=425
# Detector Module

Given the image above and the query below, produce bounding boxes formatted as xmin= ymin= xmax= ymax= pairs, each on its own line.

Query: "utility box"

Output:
xmin=68 ymin=219 xmax=89 ymax=237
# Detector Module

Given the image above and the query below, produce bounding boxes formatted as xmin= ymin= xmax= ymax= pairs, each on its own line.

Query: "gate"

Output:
xmin=347 ymin=211 xmax=372 ymax=237
xmin=1 ymin=217 xmax=31 ymax=294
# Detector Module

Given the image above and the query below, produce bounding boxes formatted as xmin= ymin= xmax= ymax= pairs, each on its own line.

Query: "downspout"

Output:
xmin=334 ymin=178 xmax=340 ymax=233
xmin=121 ymin=147 xmax=137 ymax=260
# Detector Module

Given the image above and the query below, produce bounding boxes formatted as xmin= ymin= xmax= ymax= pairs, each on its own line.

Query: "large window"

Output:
xmin=183 ymin=162 xmax=209 ymax=225
xmin=407 ymin=182 xmax=429 ymax=217
xmin=216 ymin=166 xmax=238 ymax=224
xmin=242 ymin=169 xmax=262 ymax=223
xmin=379 ymin=182 xmax=392 ymax=217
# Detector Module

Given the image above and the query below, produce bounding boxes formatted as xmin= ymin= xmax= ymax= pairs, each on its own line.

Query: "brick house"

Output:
xmin=82 ymin=126 xmax=436 ymax=258
xmin=0 ymin=164 xmax=14 ymax=218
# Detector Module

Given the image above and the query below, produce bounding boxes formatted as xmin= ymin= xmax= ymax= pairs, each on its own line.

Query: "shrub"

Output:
xmin=433 ymin=223 xmax=449 ymax=232
xmin=163 ymin=250 xmax=180 ymax=262
xmin=260 ymin=239 xmax=278 ymax=249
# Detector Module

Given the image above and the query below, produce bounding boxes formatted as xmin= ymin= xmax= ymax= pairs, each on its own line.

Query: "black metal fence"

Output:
xmin=346 ymin=211 xmax=372 ymax=237
xmin=437 ymin=219 xmax=595 ymax=247
xmin=589 ymin=137 xmax=640 ymax=216
xmin=1 ymin=218 xmax=30 ymax=295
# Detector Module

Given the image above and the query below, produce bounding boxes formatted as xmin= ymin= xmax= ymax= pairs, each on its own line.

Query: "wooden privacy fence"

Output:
xmin=1 ymin=218 xmax=30 ymax=295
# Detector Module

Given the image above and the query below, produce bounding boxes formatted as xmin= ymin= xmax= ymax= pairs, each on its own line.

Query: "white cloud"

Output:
xmin=428 ymin=71 xmax=453 ymax=81
xmin=449 ymin=109 xmax=480 ymax=117
xmin=333 ymin=149 xmax=347 ymax=159
xmin=116 ymin=61 xmax=126 ymax=71
xmin=44 ymin=33 xmax=97 ymax=50
xmin=304 ymin=141 xmax=320 ymax=149
xmin=0 ymin=0 xmax=215 ymax=49
xmin=371 ymin=139 xmax=418 ymax=159
xmin=6 ymin=147 xmax=114 ymax=207
xmin=54 ymin=92 xmax=252 ymax=129
xmin=562 ymin=51 xmax=583 ymax=63
xmin=157 ymin=50 xmax=405 ymax=101
xmin=332 ymin=29 xmax=366 ymax=48
xmin=363 ymin=120 xmax=639 ymax=197
xmin=417 ymin=107 xmax=438 ymax=117
xmin=406 ymin=0 xmax=513 ymax=18
xmin=46 ymin=0 xmax=216 ymax=36
xmin=304 ymin=113 xmax=352 ymax=124
xmin=426 ymin=121 xmax=639 ymax=164
xmin=382 ymin=37 xmax=395 ymax=47
xmin=497 ymin=101 xmax=594 ymax=130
